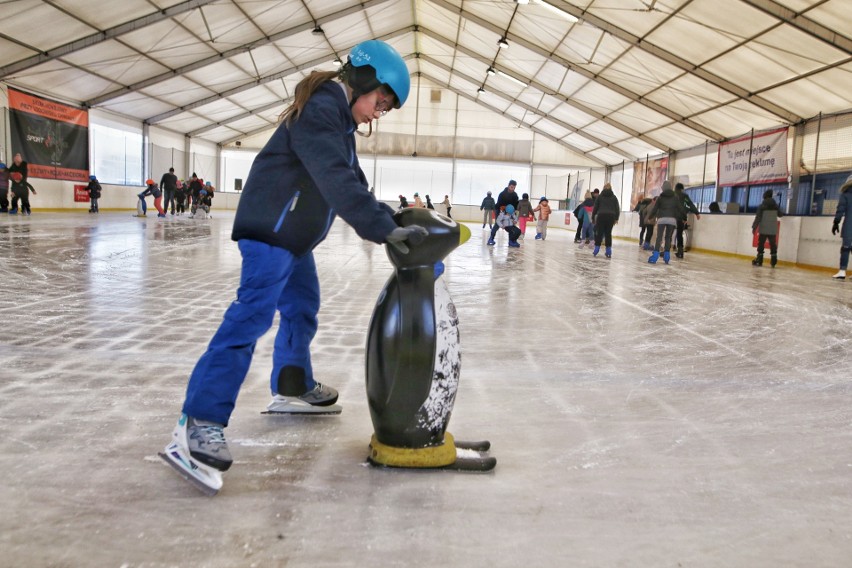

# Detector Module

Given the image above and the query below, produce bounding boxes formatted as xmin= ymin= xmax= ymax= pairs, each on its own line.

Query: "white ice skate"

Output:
xmin=262 ymin=383 xmax=342 ymax=415
xmin=159 ymin=414 xmax=224 ymax=496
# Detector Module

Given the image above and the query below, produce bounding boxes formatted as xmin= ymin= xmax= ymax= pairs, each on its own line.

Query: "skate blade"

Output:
xmin=159 ymin=444 xmax=223 ymax=496
xmin=454 ymin=439 xmax=491 ymax=452
xmin=262 ymin=402 xmax=342 ymax=415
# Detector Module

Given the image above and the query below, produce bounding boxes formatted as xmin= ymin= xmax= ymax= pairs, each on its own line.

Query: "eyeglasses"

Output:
xmin=375 ymin=94 xmax=393 ymax=116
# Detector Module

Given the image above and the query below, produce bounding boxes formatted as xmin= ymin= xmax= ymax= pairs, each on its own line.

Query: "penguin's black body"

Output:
xmin=366 ymin=208 xmax=494 ymax=471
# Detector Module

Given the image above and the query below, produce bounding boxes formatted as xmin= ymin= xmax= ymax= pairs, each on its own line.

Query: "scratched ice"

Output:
xmin=1 ymin=212 xmax=851 ymax=567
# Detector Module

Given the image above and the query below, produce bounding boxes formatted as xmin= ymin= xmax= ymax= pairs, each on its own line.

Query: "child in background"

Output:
xmin=175 ymin=180 xmax=187 ymax=215
xmin=413 ymin=193 xmax=425 ymax=208
xmin=9 ymin=172 xmax=37 ymax=215
xmin=480 ymin=191 xmax=495 ymax=228
xmin=138 ymin=179 xmax=165 ymax=218
xmin=86 ymin=175 xmax=102 ymax=213
xmin=577 ymin=191 xmax=595 ymax=248
xmin=516 ymin=193 xmax=534 ymax=239
xmin=751 ymin=189 xmax=783 ymax=267
xmin=533 ymin=196 xmax=551 ymax=240
xmin=496 ymin=204 xmax=522 ymax=248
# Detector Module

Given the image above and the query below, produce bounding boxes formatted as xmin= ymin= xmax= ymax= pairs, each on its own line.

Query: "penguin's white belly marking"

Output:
xmin=416 ymin=277 xmax=460 ymax=432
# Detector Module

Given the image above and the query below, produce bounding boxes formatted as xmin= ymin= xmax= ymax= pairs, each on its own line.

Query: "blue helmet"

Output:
xmin=89 ymin=175 xmax=97 ymax=180
xmin=506 ymin=204 xmax=515 ymax=214
xmin=347 ymin=40 xmax=410 ymax=108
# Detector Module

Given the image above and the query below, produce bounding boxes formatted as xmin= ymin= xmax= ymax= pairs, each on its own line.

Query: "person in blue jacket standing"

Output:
xmin=831 ymin=174 xmax=852 ymax=280
xmin=161 ymin=39 xmax=426 ymax=494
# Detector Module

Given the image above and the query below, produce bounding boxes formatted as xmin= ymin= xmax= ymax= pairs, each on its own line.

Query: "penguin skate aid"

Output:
xmin=160 ymin=39 xmax=423 ymax=495
xmin=367 ymin=207 xmax=497 ymax=472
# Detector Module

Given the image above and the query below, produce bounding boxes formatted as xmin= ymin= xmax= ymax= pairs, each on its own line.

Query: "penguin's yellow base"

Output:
xmin=369 ymin=433 xmax=457 ymax=468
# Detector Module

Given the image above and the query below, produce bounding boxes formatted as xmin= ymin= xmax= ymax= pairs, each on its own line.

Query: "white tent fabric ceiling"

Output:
xmin=1 ymin=0 xmax=850 ymax=166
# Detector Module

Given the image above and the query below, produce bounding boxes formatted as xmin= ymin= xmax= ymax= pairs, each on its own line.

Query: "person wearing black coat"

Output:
xmin=591 ymin=182 xmax=620 ymax=258
xmin=487 ymin=180 xmax=520 ymax=245
xmin=751 ymin=189 xmax=783 ymax=267
xmin=647 ymin=180 xmax=686 ymax=264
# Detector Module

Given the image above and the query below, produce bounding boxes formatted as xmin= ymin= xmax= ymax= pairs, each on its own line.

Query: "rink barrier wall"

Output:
xmin=17 ymin=182 xmax=842 ymax=271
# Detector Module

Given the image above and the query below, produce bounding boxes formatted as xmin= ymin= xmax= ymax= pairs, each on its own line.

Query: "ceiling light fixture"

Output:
xmin=516 ymin=0 xmax=530 ymax=4
xmin=497 ymin=37 xmax=509 ymax=49
xmin=477 ymin=87 xmax=486 ymax=94
xmin=537 ymin=1 xmax=579 ymax=23
xmin=332 ymin=59 xmax=342 ymax=67
xmin=312 ymin=25 xmax=325 ymax=35
xmin=497 ymin=70 xmax=528 ymax=88
xmin=486 ymin=66 xmax=496 ymax=76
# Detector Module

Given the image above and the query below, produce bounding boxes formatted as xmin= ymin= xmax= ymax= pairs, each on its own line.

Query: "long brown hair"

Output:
xmin=279 ymin=70 xmax=340 ymax=125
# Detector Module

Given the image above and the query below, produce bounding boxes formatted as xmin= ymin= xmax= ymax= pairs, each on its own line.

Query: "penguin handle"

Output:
xmin=407 ymin=228 xmax=426 ymax=247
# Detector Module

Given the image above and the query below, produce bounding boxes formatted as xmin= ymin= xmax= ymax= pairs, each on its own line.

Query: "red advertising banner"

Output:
xmin=9 ymin=89 xmax=88 ymax=126
xmin=74 ymin=185 xmax=89 ymax=203
xmin=8 ymin=88 xmax=89 ymax=182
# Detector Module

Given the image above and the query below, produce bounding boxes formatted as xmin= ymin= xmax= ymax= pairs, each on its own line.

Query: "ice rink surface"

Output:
xmin=1 ymin=211 xmax=851 ymax=567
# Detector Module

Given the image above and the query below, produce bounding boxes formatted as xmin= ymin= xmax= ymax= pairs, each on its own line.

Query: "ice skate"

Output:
xmin=264 ymin=382 xmax=342 ymax=415
xmin=648 ymin=251 xmax=660 ymax=264
xmin=752 ymin=253 xmax=763 ymax=266
xmin=605 ymin=247 xmax=612 ymax=259
xmin=832 ymin=270 xmax=846 ymax=280
xmin=508 ymin=240 xmax=520 ymax=248
xmin=159 ymin=414 xmax=230 ymax=496
xmin=593 ymin=245 xmax=600 ymax=256
xmin=663 ymin=251 xmax=671 ymax=264
xmin=770 ymin=255 xmax=778 ymax=268
xmin=486 ymin=239 xmax=495 ymax=246
xmin=535 ymin=233 xmax=542 ymax=240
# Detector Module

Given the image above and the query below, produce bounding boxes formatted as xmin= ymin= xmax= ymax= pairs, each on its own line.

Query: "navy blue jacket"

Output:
xmin=232 ymin=81 xmax=397 ymax=256
xmin=835 ymin=186 xmax=852 ymax=241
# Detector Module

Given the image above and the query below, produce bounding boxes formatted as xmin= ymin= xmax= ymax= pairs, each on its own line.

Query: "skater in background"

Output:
xmin=576 ymin=191 xmax=595 ymax=248
xmin=175 ymin=180 xmax=188 ymax=215
xmin=640 ymin=196 xmax=658 ymax=250
xmin=592 ymin=182 xmax=619 ymax=258
xmin=496 ymin=204 xmax=521 ymax=248
xmin=636 ymin=195 xmax=654 ymax=249
xmin=674 ymin=182 xmax=700 ymax=258
xmin=9 ymin=171 xmax=36 ymax=215
xmin=480 ymin=191 xmax=495 ymax=228
xmin=708 ymin=201 xmax=722 ymax=214
xmin=831 ymin=174 xmax=852 ymax=280
xmin=647 ymin=180 xmax=685 ymax=264
xmin=190 ymin=186 xmax=214 ymax=219
xmin=441 ymin=195 xmax=452 ymax=218
xmin=533 ymin=196 xmax=551 ymax=240
xmin=188 ymin=174 xmax=203 ymax=211
xmin=160 ymin=167 xmax=178 ymax=216
xmin=138 ymin=179 xmax=166 ymax=218
xmin=8 ymin=153 xmax=27 ymax=186
xmin=516 ymin=192 xmax=534 ymax=239
xmin=425 ymin=194 xmax=435 ymax=210
xmin=161 ymin=39 xmax=426 ymax=494
xmin=413 ymin=192 xmax=425 ymax=208
xmin=487 ymin=180 xmax=519 ymax=245
xmin=398 ymin=195 xmax=409 ymax=209
xmin=0 ymin=162 xmax=8 ymax=213
xmin=86 ymin=175 xmax=102 ymax=213
xmin=751 ymin=189 xmax=783 ymax=267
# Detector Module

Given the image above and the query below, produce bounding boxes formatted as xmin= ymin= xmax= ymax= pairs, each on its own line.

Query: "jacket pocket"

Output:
xmin=273 ymin=191 xmax=300 ymax=232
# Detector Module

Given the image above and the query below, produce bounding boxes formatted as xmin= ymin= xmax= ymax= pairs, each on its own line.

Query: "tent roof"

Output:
xmin=2 ymin=0 xmax=850 ymax=165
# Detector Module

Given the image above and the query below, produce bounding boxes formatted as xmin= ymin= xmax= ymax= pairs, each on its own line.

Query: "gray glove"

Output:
xmin=386 ymin=225 xmax=428 ymax=254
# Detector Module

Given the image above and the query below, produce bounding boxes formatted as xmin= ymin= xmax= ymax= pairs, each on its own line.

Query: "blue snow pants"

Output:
xmin=182 ymin=239 xmax=320 ymax=425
